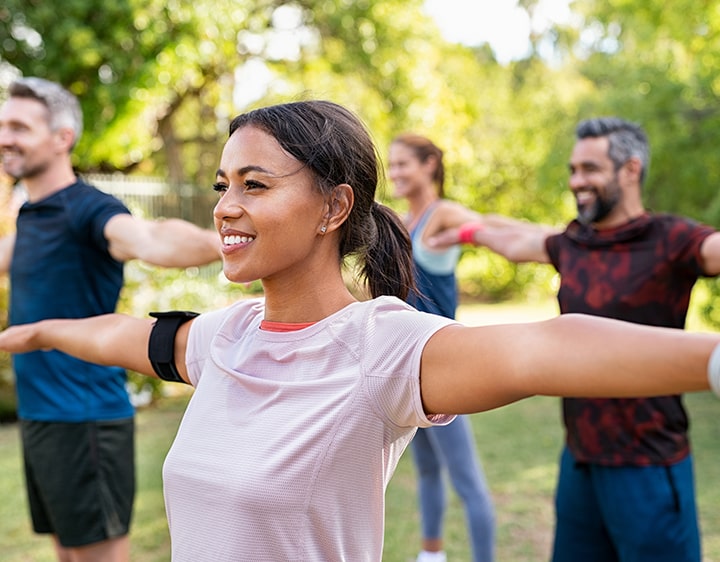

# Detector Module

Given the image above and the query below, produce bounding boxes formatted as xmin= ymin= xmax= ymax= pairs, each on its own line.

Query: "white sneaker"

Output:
xmin=416 ymin=551 xmax=447 ymax=562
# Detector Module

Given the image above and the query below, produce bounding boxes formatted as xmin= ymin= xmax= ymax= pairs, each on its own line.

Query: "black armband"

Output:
xmin=148 ymin=311 xmax=199 ymax=383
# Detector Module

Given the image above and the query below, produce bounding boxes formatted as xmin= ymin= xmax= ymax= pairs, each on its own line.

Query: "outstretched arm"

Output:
xmin=419 ymin=314 xmax=717 ymax=415
xmin=0 ymin=314 xmax=193 ymax=383
xmin=428 ymin=213 xmax=560 ymax=264
xmin=105 ymin=214 xmax=221 ymax=267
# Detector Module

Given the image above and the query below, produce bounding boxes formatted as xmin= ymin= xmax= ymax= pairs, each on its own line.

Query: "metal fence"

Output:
xmin=88 ymin=174 xmax=222 ymax=281
xmin=87 ymin=174 xmax=217 ymax=228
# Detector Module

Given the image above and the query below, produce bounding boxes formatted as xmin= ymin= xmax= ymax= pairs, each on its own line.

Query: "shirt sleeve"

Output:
xmin=664 ymin=215 xmax=715 ymax=274
xmin=68 ymin=187 xmax=131 ymax=252
xmin=185 ymin=300 xmax=263 ymax=387
xmin=362 ymin=298 xmax=458 ymax=429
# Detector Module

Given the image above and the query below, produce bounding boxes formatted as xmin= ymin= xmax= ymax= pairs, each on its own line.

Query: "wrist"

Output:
xmin=458 ymin=222 xmax=483 ymax=245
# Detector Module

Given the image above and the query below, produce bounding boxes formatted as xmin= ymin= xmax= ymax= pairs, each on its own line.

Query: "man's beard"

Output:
xmin=576 ymin=181 xmax=621 ymax=226
xmin=2 ymin=155 xmax=50 ymax=181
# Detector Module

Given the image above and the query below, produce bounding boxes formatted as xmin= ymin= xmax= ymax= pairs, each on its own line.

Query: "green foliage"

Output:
xmin=458 ymin=249 xmax=559 ymax=302
xmin=0 ymin=182 xmax=15 ymax=420
xmin=6 ymin=0 xmax=720 ymax=305
xmin=0 ymin=0 xmax=280 ymax=184
xmin=0 ymin=0 xmax=592 ymax=301
xmin=548 ymin=0 xmax=720 ymax=326
xmin=552 ymin=0 xmax=720 ymax=221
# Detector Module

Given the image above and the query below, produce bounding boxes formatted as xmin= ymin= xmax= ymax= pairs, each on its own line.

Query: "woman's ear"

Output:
xmin=423 ymin=154 xmax=439 ymax=175
xmin=322 ymin=183 xmax=354 ymax=233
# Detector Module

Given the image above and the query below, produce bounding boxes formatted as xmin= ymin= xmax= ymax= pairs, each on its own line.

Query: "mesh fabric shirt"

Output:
xmin=162 ymin=296 xmax=456 ymax=561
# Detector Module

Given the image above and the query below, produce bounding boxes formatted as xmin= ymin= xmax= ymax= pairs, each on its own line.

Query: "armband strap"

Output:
xmin=707 ymin=342 xmax=720 ymax=398
xmin=148 ymin=311 xmax=199 ymax=383
xmin=458 ymin=222 xmax=484 ymax=245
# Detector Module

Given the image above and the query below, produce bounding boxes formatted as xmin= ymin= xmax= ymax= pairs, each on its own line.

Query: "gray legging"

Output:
xmin=411 ymin=414 xmax=496 ymax=561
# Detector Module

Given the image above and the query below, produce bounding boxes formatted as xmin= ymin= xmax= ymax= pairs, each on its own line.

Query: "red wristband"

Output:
xmin=458 ymin=222 xmax=483 ymax=244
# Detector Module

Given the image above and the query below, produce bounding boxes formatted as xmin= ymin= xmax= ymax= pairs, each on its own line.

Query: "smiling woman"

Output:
xmin=388 ymin=133 xmax=495 ymax=562
xmin=212 ymin=128 xmax=340 ymax=293
xmin=0 ymin=99 xmax=718 ymax=562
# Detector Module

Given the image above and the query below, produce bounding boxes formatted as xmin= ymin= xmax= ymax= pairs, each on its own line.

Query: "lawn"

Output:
xmin=0 ymin=299 xmax=719 ymax=561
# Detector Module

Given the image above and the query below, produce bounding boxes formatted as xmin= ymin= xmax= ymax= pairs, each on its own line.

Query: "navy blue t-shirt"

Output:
xmin=10 ymin=180 xmax=134 ymax=421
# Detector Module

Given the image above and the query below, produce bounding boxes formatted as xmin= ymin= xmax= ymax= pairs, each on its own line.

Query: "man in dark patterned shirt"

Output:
xmin=429 ymin=117 xmax=720 ymax=562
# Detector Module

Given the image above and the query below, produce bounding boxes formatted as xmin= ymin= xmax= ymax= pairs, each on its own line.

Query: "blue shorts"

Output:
xmin=20 ymin=418 xmax=135 ymax=547
xmin=551 ymin=446 xmax=700 ymax=562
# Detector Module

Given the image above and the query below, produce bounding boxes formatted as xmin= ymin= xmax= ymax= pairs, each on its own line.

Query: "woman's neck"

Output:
xmin=405 ymin=191 xmax=439 ymax=229
xmin=261 ymin=270 xmax=358 ymax=324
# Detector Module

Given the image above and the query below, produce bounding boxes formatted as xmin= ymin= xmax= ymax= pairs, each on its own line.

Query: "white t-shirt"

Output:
xmin=162 ymin=296 xmax=456 ymax=561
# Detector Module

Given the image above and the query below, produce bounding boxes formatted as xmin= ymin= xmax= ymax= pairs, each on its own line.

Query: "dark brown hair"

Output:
xmin=229 ymin=100 xmax=415 ymax=299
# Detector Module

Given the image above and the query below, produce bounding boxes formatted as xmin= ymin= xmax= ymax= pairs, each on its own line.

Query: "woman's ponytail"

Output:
xmin=360 ymin=202 xmax=415 ymax=300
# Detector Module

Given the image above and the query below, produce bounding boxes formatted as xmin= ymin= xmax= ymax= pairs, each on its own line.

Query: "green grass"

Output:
xmin=1 ymin=299 xmax=719 ymax=561
xmin=0 ymin=394 xmax=188 ymax=562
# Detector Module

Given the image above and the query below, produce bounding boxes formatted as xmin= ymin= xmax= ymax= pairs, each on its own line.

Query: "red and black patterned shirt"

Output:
xmin=545 ymin=213 xmax=714 ymax=466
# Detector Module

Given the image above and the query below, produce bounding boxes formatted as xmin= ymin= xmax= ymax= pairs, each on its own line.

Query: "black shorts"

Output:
xmin=20 ymin=417 xmax=135 ymax=547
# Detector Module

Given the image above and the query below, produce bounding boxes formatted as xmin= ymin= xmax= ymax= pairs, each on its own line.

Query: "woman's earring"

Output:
xmin=320 ymin=225 xmax=327 ymax=234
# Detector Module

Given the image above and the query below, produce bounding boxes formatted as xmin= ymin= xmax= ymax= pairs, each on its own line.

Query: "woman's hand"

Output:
xmin=0 ymin=323 xmax=50 ymax=353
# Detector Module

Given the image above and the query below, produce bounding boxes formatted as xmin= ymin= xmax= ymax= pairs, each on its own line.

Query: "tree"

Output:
xmin=528 ymin=0 xmax=720 ymax=326
xmin=0 ymin=0 xmax=594 ymax=301
xmin=0 ymin=0 xmax=280 ymax=184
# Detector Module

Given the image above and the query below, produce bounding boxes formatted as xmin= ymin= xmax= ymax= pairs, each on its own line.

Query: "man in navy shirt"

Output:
xmin=0 ymin=77 xmax=220 ymax=562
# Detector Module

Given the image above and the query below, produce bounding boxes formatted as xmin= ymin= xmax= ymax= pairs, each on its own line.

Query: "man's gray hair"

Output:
xmin=576 ymin=117 xmax=650 ymax=186
xmin=9 ymin=77 xmax=83 ymax=148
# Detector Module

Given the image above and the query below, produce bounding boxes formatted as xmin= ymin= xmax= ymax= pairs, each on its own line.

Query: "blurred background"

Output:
xmin=1 ymin=0 xmax=719 ymax=409
xmin=2 ymin=2 xmax=720 ymax=559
